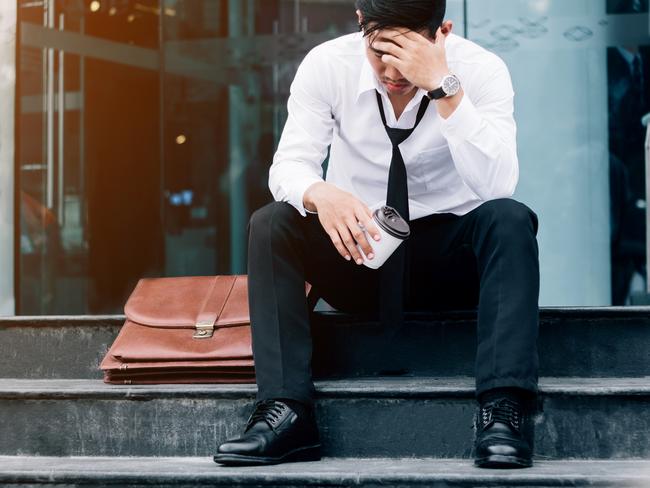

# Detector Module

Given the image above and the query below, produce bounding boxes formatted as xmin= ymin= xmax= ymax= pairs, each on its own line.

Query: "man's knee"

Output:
xmin=475 ymin=199 xmax=539 ymax=238
xmin=249 ymin=201 xmax=301 ymax=239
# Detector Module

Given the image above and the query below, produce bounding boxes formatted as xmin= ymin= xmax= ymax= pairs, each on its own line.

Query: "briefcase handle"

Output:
xmin=194 ymin=276 xmax=237 ymax=339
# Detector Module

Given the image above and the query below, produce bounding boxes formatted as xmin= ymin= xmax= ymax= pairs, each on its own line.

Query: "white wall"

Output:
xmin=467 ymin=0 xmax=615 ymax=305
xmin=0 ymin=3 xmax=16 ymax=315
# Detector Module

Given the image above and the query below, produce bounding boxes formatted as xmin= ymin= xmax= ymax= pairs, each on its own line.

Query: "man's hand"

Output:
xmin=304 ymin=182 xmax=381 ymax=265
xmin=372 ymin=28 xmax=450 ymax=92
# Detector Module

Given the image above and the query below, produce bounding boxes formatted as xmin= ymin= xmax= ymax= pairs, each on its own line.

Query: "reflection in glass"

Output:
xmin=18 ymin=0 xmax=166 ymax=314
xmin=16 ymin=0 xmax=368 ymax=314
xmin=465 ymin=0 xmax=650 ymax=306
xmin=608 ymin=45 xmax=650 ymax=304
xmin=607 ymin=0 xmax=649 ymax=14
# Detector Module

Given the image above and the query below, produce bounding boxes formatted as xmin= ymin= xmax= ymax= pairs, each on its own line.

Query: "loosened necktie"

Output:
xmin=376 ymin=90 xmax=430 ymax=334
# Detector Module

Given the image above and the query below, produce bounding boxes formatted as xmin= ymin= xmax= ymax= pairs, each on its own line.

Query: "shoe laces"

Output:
xmin=245 ymin=399 xmax=289 ymax=431
xmin=479 ymin=398 xmax=522 ymax=432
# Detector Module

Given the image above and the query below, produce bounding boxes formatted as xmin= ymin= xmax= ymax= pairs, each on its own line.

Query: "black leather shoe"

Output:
xmin=474 ymin=397 xmax=534 ymax=468
xmin=214 ymin=399 xmax=321 ymax=466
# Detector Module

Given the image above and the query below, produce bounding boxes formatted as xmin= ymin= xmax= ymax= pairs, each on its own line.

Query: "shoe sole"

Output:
xmin=475 ymin=454 xmax=533 ymax=469
xmin=213 ymin=444 xmax=321 ymax=466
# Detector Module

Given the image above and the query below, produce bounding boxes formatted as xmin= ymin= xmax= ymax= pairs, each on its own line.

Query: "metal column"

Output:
xmin=643 ymin=114 xmax=650 ymax=293
xmin=228 ymin=0 xmax=248 ymax=274
xmin=0 ymin=2 xmax=17 ymax=315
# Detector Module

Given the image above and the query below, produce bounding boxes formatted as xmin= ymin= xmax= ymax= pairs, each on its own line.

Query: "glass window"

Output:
xmin=466 ymin=0 xmax=649 ymax=305
xmin=15 ymin=0 xmax=650 ymax=313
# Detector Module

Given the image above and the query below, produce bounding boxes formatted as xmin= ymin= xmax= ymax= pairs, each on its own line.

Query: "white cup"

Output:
xmin=358 ymin=206 xmax=410 ymax=269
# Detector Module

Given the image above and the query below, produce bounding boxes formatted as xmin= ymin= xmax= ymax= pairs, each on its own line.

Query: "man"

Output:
xmin=215 ymin=0 xmax=540 ymax=469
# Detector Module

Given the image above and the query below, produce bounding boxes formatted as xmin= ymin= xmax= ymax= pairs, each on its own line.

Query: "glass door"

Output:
xmin=465 ymin=0 xmax=650 ymax=305
xmin=17 ymin=0 xmax=164 ymax=314
xmin=18 ymin=0 xmax=85 ymax=313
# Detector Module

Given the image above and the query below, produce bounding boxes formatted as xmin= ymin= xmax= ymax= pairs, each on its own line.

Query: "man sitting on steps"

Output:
xmin=214 ymin=0 xmax=540 ymax=469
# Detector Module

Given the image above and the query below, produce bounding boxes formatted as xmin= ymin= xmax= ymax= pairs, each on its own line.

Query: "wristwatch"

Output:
xmin=427 ymin=74 xmax=461 ymax=100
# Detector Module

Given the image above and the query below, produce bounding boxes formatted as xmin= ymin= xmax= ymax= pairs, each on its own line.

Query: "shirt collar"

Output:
xmin=356 ymin=52 xmax=379 ymax=102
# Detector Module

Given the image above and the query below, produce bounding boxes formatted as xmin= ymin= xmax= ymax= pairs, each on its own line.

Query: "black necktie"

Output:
xmin=376 ymin=91 xmax=430 ymax=333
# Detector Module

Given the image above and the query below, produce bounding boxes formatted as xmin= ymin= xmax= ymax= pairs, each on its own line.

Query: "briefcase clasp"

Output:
xmin=193 ymin=321 xmax=215 ymax=339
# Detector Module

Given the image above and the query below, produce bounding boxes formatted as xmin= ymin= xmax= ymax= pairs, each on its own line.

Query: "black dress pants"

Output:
xmin=247 ymin=198 xmax=540 ymax=406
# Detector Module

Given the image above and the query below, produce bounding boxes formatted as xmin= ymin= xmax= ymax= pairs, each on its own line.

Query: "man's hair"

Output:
xmin=355 ymin=0 xmax=447 ymax=38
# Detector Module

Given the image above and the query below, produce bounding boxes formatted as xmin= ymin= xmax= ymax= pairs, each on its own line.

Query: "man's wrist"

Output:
xmin=426 ymin=73 xmax=462 ymax=101
xmin=303 ymin=181 xmax=327 ymax=213
xmin=423 ymin=70 xmax=452 ymax=92
xmin=436 ymin=88 xmax=464 ymax=119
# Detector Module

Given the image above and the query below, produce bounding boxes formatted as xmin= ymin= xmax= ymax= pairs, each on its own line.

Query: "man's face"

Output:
xmin=364 ymin=28 xmax=435 ymax=97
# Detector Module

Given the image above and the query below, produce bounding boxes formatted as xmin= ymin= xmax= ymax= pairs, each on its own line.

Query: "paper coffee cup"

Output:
xmin=358 ymin=206 xmax=410 ymax=269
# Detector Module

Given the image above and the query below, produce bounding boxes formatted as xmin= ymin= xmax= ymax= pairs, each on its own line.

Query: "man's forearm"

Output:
xmin=435 ymin=88 xmax=464 ymax=119
xmin=439 ymin=95 xmax=518 ymax=200
xmin=269 ymin=160 xmax=325 ymax=217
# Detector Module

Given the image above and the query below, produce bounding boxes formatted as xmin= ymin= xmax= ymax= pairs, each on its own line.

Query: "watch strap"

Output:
xmin=427 ymin=87 xmax=447 ymax=100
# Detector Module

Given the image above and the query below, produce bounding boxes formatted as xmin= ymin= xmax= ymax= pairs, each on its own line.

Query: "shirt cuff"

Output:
xmin=289 ymin=176 xmax=324 ymax=217
xmin=438 ymin=93 xmax=483 ymax=145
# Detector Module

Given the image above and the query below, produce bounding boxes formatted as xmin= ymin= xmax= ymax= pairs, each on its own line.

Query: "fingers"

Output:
xmin=347 ymin=217 xmax=374 ymax=261
xmin=381 ymin=28 xmax=417 ymax=47
xmin=406 ymin=30 xmax=430 ymax=43
xmin=380 ymin=27 xmax=442 ymax=48
xmin=326 ymin=228 xmax=352 ymax=262
xmin=325 ymin=222 xmax=367 ymax=265
xmin=381 ymin=54 xmax=406 ymax=70
xmin=433 ymin=27 xmax=446 ymax=46
xmin=354 ymin=204 xmax=382 ymax=263
xmin=324 ymin=212 xmax=380 ymax=265
xmin=356 ymin=207 xmax=381 ymax=243
xmin=317 ymin=193 xmax=381 ymax=265
xmin=372 ymin=39 xmax=403 ymax=57
xmin=336 ymin=223 xmax=365 ymax=265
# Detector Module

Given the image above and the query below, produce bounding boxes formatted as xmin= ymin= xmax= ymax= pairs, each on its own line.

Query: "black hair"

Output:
xmin=355 ymin=0 xmax=446 ymax=38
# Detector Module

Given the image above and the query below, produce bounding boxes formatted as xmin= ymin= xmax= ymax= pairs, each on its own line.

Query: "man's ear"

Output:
xmin=356 ymin=9 xmax=363 ymax=26
xmin=440 ymin=20 xmax=454 ymax=36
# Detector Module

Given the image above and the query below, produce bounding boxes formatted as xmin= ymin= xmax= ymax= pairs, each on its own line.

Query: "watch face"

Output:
xmin=442 ymin=75 xmax=461 ymax=96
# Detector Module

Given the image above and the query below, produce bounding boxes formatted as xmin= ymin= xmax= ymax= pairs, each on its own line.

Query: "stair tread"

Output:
xmin=4 ymin=306 xmax=650 ymax=327
xmin=0 ymin=377 xmax=649 ymax=398
xmin=0 ymin=456 xmax=649 ymax=485
xmin=3 ymin=312 xmax=650 ymax=381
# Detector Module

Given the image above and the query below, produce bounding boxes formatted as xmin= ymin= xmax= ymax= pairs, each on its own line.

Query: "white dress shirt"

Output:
xmin=269 ymin=32 xmax=518 ymax=220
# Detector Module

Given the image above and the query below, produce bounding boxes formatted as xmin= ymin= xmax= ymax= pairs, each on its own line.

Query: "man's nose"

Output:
xmin=384 ymin=64 xmax=403 ymax=82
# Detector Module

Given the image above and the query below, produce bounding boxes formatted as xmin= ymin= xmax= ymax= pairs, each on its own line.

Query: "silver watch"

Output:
xmin=427 ymin=74 xmax=461 ymax=100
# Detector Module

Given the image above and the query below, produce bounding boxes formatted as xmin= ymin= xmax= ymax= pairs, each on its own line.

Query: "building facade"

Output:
xmin=1 ymin=0 xmax=649 ymax=315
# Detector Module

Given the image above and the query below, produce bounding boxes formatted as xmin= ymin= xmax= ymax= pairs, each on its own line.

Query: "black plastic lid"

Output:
xmin=373 ymin=206 xmax=410 ymax=239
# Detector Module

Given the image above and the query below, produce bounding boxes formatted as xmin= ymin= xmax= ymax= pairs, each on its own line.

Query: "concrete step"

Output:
xmin=0 ymin=456 xmax=649 ymax=487
xmin=0 ymin=377 xmax=648 ymax=459
xmin=2 ymin=308 xmax=650 ymax=379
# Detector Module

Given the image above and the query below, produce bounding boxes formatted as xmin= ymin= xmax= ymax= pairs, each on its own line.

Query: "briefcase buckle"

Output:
xmin=193 ymin=321 xmax=215 ymax=339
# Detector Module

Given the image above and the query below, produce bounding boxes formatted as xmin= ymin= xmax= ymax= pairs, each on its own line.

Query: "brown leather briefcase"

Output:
xmin=100 ymin=275 xmax=256 ymax=384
